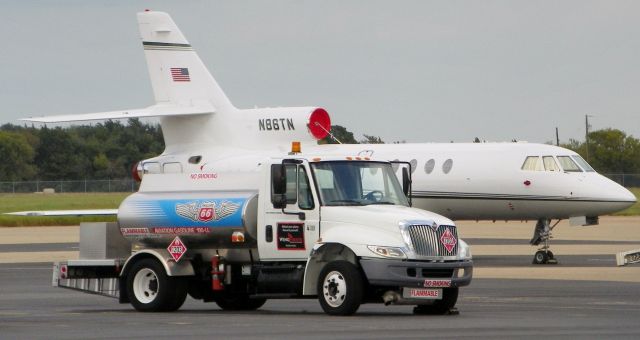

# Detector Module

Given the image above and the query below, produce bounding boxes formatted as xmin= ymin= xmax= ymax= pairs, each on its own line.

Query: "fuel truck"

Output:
xmin=53 ymin=150 xmax=473 ymax=315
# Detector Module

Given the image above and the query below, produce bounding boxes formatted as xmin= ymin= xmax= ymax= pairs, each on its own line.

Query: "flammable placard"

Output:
xmin=167 ymin=236 xmax=187 ymax=262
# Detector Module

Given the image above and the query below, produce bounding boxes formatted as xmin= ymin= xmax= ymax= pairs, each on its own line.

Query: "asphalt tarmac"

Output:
xmin=1 ymin=217 xmax=639 ymax=339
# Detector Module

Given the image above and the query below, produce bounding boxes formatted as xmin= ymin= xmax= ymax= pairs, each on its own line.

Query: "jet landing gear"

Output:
xmin=529 ymin=219 xmax=560 ymax=265
xmin=533 ymin=249 xmax=555 ymax=265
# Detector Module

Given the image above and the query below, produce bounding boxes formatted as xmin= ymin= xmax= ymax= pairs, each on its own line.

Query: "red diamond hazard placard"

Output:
xmin=167 ymin=236 xmax=187 ymax=262
xmin=440 ymin=228 xmax=457 ymax=254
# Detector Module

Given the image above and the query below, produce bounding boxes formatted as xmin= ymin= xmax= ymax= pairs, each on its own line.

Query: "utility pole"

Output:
xmin=555 ymin=127 xmax=559 ymax=146
xmin=585 ymin=115 xmax=593 ymax=161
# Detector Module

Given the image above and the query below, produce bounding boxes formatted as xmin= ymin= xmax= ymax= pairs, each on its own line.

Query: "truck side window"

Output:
xmin=298 ymin=166 xmax=314 ymax=210
xmin=285 ymin=164 xmax=298 ymax=204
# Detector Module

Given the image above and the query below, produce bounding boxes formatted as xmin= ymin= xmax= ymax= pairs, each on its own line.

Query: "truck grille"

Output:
xmin=407 ymin=224 xmax=458 ymax=257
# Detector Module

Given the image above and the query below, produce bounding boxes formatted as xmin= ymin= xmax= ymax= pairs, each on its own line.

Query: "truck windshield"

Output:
xmin=310 ymin=161 xmax=409 ymax=207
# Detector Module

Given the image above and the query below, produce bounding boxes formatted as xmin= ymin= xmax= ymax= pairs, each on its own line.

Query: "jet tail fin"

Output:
xmin=21 ymin=11 xmax=232 ymax=152
xmin=137 ymin=11 xmax=234 ymax=111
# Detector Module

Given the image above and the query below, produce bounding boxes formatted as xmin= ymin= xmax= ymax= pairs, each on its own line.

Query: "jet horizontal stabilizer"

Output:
xmin=5 ymin=209 xmax=118 ymax=216
xmin=21 ymin=103 xmax=215 ymax=123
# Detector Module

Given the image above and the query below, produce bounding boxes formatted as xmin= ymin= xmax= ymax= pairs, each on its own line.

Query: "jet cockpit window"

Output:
xmin=542 ymin=156 xmax=560 ymax=172
xmin=521 ymin=156 xmax=543 ymax=171
xmin=557 ymin=156 xmax=582 ymax=172
xmin=571 ymin=155 xmax=595 ymax=172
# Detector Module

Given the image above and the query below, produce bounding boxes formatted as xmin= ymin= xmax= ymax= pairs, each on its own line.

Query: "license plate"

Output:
xmin=403 ymin=288 xmax=442 ymax=300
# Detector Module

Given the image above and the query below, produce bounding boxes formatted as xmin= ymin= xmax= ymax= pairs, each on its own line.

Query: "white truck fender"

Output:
xmin=302 ymin=243 xmax=358 ymax=296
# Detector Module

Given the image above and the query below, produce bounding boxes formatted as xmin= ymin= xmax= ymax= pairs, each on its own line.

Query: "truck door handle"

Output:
xmin=266 ymin=225 xmax=273 ymax=243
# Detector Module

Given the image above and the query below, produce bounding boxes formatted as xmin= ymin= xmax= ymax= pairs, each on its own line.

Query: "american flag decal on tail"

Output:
xmin=170 ymin=67 xmax=190 ymax=82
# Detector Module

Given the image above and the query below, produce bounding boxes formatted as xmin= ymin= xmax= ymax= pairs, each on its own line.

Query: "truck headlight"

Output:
xmin=457 ymin=239 xmax=472 ymax=260
xmin=367 ymin=245 xmax=407 ymax=259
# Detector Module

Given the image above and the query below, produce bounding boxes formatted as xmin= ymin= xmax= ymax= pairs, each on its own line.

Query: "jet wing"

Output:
xmin=20 ymin=103 xmax=215 ymax=123
xmin=5 ymin=209 xmax=118 ymax=216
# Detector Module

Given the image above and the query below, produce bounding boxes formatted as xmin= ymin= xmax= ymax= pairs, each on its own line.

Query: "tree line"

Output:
xmin=1 ymin=121 xmax=638 ymax=181
xmin=561 ymin=129 xmax=640 ymax=174
xmin=0 ymin=119 xmax=163 ymax=181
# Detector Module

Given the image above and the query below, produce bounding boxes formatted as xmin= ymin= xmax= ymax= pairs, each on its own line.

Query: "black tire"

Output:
xmin=317 ymin=261 xmax=363 ymax=316
xmin=126 ymin=258 xmax=187 ymax=312
xmin=533 ymin=250 xmax=549 ymax=264
xmin=214 ymin=293 xmax=267 ymax=311
xmin=413 ymin=287 xmax=459 ymax=315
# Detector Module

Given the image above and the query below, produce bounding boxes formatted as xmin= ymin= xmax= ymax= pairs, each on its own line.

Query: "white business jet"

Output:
xmin=20 ymin=11 xmax=636 ymax=264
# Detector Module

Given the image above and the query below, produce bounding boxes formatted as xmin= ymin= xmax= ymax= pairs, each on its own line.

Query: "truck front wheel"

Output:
xmin=126 ymin=258 xmax=187 ymax=312
xmin=413 ymin=287 xmax=459 ymax=315
xmin=317 ymin=261 xmax=363 ymax=316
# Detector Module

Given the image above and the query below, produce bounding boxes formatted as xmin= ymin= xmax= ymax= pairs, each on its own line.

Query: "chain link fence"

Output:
xmin=0 ymin=179 xmax=139 ymax=193
xmin=603 ymin=174 xmax=640 ymax=188
xmin=0 ymin=174 xmax=638 ymax=194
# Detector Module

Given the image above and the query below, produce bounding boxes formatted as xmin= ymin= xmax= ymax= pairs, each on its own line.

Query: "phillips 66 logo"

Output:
xmin=198 ymin=206 xmax=215 ymax=221
xmin=176 ymin=200 xmax=240 ymax=222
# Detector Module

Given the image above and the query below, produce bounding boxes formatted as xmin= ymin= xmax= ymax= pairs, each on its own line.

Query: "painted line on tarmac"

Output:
xmin=3 ymin=251 xmax=638 ymax=283
xmin=0 ymin=226 xmax=79 ymax=244
xmin=474 ymin=266 xmax=640 ymax=283
xmin=469 ymin=244 xmax=640 ymax=256
xmin=465 ymin=238 xmax=640 ymax=245
xmin=0 ymin=243 xmax=78 ymax=252
xmin=0 ymin=251 xmax=78 ymax=264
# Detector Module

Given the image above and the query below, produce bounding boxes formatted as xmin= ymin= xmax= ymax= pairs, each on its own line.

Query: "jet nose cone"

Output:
xmin=609 ymin=181 xmax=637 ymax=211
xmin=621 ymin=187 xmax=637 ymax=205
xmin=591 ymin=175 xmax=637 ymax=214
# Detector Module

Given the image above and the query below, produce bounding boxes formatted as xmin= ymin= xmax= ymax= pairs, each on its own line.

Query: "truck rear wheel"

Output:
xmin=317 ymin=261 xmax=363 ymax=316
xmin=413 ymin=287 xmax=459 ymax=315
xmin=214 ymin=293 xmax=267 ymax=311
xmin=126 ymin=258 xmax=187 ymax=312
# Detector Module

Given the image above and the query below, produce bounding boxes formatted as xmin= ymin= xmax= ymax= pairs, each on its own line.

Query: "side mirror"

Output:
xmin=271 ymin=164 xmax=287 ymax=208
xmin=402 ymin=167 xmax=412 ymax=204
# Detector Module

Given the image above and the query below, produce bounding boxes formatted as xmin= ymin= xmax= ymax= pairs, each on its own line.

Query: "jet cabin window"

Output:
xmin=557 ymin=156 xmax=583 ymax=172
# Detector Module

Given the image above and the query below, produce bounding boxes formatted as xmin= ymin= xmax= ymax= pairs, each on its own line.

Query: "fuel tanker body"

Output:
xmin=118 ymin=191 xmax=259 ymax=250
xmin=52 ymin=153 xmax=473 ymax=316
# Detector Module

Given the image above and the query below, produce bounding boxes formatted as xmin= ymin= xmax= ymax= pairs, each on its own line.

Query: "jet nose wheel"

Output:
xmin=531 ymin=219 xmax=559 ymax=265
xmin=533 ymin=250 xmax=548 ymax=264
xmin=533 ymin=250 xmax=557 ymax=265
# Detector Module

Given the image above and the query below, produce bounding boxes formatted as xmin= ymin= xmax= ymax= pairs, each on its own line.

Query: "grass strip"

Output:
xmin=0 ymin=193 xmax=127 ymax=227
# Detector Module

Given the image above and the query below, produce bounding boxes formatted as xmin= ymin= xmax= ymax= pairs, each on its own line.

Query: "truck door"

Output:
xmin=259 ymin=163 xmax=320 ymax=261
